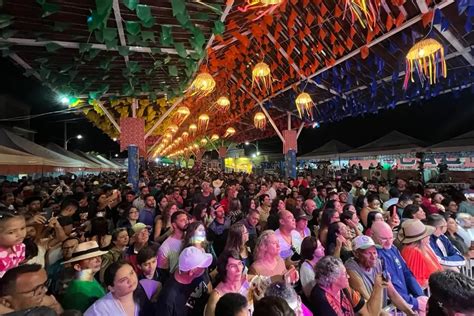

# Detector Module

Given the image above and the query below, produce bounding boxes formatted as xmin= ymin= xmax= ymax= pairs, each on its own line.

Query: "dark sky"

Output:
xmin=1 ymin=57 xmax=473 ymax=156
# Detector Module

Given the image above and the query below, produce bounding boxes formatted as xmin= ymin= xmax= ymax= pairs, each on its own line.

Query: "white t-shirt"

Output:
xmin=267 ymin=187 xmax=277 ymax=201
xmin=157 ymin=236 xmax=183 ymax=273
xmin=300 ymin=261 xmax=315 ymax=299
xmin=275 ymin=229 xmax=302 ymax=260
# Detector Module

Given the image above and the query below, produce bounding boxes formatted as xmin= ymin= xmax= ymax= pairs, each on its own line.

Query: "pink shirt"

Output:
xmin=0 ymin=243 xmax=25 ymax=277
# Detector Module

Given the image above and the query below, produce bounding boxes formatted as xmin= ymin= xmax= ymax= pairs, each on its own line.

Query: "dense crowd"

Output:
xmin=0 ymin=167 xmax=473 ymax=316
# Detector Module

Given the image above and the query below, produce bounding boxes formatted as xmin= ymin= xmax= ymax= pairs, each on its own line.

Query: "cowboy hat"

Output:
xmin=398 ymin=219 xmax=435 ymax=244
xmin=212 ymin=179 xmax=224 ymax=188
xmin=62 ymin=241 xmax=108 ymax=264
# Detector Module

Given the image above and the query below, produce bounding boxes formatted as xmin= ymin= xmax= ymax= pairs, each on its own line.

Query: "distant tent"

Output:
xmin=0 ymin=129 xmax=87 ymax=169
xmin=94 ymin=154 xmax=125 ymax=170
xmin=46 ymin=143 xmax=101 ymax=170
xmin=427 ymin=130 xmax=474 ymax=153
xmin=160 ymin=157 xmax=174 ymax=164
xmin=0 ymin=145 xmax=61 ymax=174
xmin=341 ymin=131 xmax=426 ymax=158
xmin=298 ymin=140 xmax=353 ymax=160
xmin=74 ymin=150 xmax=113 ymax=171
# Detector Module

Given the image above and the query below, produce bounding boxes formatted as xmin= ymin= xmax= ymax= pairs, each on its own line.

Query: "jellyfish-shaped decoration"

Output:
xmin=188 ymin=72 xmax=216 ymax=97
xmin=200 ymin=138 xmax=208 ymax=146
xmin=254 ymin=112 xmax=266 ymax=130
xmin=224 ymin=127 xmax=236 ymax=138
xmin=252 ymin=62 xmax=273 ymax=93
xmin=403 ymin=38 xmax=447 ymax=90
xmin=189 ymin=123 xmax=197 ymax=136
xmin=175 ymin=106 xmax=190 ymax=122
xmin=295 ymin=92 xmax=315 ymax=119
xmin=216 ymin=96 xmax=230 ymax=112
xmin=181 ymin=131 xmax=189 ymax=141
xmin=210 ymin=134 xmax=220 ymax=141
xmin=198 ymin=114 xmax=209 ymax=131
xmin=168 ymin=124 xmax=179 ymax=134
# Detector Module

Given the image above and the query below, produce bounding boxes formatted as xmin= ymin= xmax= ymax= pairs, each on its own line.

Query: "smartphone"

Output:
xmin=380 ymin=257 xmax=391 ymax=282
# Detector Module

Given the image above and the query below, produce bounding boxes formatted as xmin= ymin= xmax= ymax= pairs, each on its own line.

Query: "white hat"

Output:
xmin=62 ymin=241 xmax=108 ymax=264
xmin=178 ymin=246 xmax=213 ymax=272
xmin=352 ymin=235 xmax=376 ymax=251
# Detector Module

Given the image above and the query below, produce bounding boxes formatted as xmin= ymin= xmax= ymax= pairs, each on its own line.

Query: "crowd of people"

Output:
xmin=0 ymin=167 xmax=473 ymax=316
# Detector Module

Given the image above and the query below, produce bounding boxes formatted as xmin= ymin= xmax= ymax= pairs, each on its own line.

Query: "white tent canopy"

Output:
xmin=340 ymin=131 xmax=426 ymax=158
xmin=426 ymin=130 xmax=474 ymax=153
xmin=299 ymin=140 xmax=353 ymax=160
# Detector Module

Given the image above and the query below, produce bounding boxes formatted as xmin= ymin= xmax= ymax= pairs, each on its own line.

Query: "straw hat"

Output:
xmin=212 ymin=179 xmax=224 ymax=188
xmin=398 ymin=219 xmax=435 ymax=244
xmin=62 ymin=241 xmax=108 ymax=264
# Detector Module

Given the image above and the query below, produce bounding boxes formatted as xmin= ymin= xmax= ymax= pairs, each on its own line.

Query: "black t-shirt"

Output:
xmin=155 ymin=274 xmax=204 ymax=316
xmin=193 ymin=192 xmax=215 ymax=207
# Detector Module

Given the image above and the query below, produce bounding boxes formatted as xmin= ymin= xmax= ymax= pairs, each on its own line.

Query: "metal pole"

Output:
xmin=63 ymin=122 xmax=67 ymax=150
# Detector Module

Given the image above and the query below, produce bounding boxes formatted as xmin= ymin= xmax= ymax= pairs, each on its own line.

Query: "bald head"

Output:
xmin=304 ymin=199 xmax=316 ymax=214
xmin=371 ymin=221 xmax=394 ymax=249
xmin=279 ymin=210 xmax=296 ymax=231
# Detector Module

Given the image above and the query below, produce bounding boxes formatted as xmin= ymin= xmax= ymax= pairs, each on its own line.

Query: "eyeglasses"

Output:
xmin=17 ymin=279 xmax=51 ymax=296
xmin=379 ymin=236 xmax=394 ymax=242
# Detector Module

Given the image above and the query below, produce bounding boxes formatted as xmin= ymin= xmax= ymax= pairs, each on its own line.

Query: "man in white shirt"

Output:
xmin=383 ymin=187 xmax=400 ymax=211
xmin=274 ymin=210 xmax=302 ymax=261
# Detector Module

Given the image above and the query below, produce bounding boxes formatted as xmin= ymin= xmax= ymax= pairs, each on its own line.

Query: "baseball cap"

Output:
xmin=179 ymin=246 xmax=213 ymax=272
xmin=213 ymin=203 xmax=223 ymax=210
xmin=352 ymin=235 xmax=376 ymax=251
xmin=132 ymin=223 xmax=151 ymax=234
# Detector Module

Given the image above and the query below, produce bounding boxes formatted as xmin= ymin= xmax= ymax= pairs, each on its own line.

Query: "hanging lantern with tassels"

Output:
xmin=216 ymin=96 xmax=230 ymax=111
xmin=189 ymin=123 xmax=197 ymax=135
xmin=200 ymin=138 xmax=208 ymax=146
xmin=210 ymin=134 xmax=220 ymax=141
xmin=198 ymin=114 xmax=209 ymax=131
xmin=343 ymin=0 xmax=380 ymax=30
xmin=252 ymin=62 xmax=273 ymax=93
xmin=295 ymin=92 xmax=315 ymax=119
xmin=188 ymin=72 xmax=216 ymax=97
xmin=254 ymin=112 xmax=266 ymax=130
xmin=175 ymin=106 xmax=190 ymax=122
xmin=403 ymin=38 xmax=447 ymax=90
xmin=181 ymin=131 xmax=189 ymax=141
xmin=224 ymin=127 xmax=236 ymax=137
xmin=167 ymin=124 xmax=179 ymax=134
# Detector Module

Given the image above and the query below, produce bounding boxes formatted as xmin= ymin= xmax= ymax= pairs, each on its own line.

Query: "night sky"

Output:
xmin=1 ymin=57 xmax=473 ymax=157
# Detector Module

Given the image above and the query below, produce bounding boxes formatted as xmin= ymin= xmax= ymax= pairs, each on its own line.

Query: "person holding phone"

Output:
xmin=345 ymin=236 xmax=417 ymax=315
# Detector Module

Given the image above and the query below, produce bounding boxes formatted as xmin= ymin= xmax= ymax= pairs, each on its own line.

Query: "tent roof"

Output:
xmin=0 ymin=129 xmax=87 ymax=168
xmin=73 ymin=150 xmax=113 ymax=170
xmin=299 ymin=140 xmax=353 ymax=160
xmin=342 ymin=131 xmax=426 ymax=157
xmin=45 ymin=143 xmax=102 ymax=169
xmin=94 ymin=155 xmax=125 ymax=169
xmin=427 ymin=130 xmax=474 ymax=153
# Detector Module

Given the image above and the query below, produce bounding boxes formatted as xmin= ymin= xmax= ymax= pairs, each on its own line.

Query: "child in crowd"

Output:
xmin=0 ymin=209 xmax=26 ymax=277
xmin=137 ymin=246 xmax=159 ymax=281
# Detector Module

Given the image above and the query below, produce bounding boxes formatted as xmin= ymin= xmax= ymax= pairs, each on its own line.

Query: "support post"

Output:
xmin=283 ymin=130 xmax=298 ymax=179
xmin=127 ymin=145 xmax=139 ymax=190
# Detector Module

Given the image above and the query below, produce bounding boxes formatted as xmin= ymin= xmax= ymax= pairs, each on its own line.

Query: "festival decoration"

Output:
xmin=252 ymin=62 xmax=273 ymax=92
xmin=254 ymin=112 xmax=267 ymax=129
xmin=224 ymin=127 xmax=236 ymax=137
xmin=198 ymin=114 xmax=210 ymax=131
xmin=175 ymin=106 xmax=190 ymax=122
xmin=164 ymin=132 xmax=173 ymax=140
xmin=181 ymin=131 xmax=189 ymax=141
xmin=403 ymin=38 xmax=447 ymax=89
xmin=188 ymin=72 xmax=216 ymax=97
xmin=216 ymin=96 xmax=230 ymax=111
xmin=343 ymin=0 xmax=381 ymax=30
xmin=200 ymin=138 xmax=208 ymax=146
xmin=210 ymin=134 xmax=220 ymax=141
xmin=167 ymin=124 xmax=179 ymax=134
xmin=238 ymin=0 xmax=284 ymax=21
xmin=189 ymin=123 xmax=197 ymax=135
xmin=295 ymin=92 xmax=315 ymax=119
